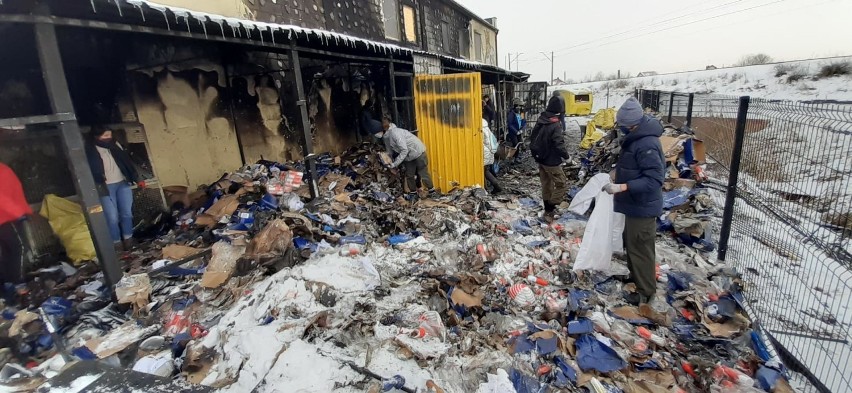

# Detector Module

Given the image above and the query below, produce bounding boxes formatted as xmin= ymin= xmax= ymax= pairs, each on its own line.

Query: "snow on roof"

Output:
xmin=121 ymin=0 xmax=504 ymax=72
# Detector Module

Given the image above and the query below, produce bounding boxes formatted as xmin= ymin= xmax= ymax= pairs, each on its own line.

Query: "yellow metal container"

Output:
xmin=414 ymin=73 xmax=484 ymax=192
xmin=556 ymin=89 xmax=594 ymax=116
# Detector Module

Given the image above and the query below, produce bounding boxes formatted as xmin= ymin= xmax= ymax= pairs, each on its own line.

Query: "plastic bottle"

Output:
xmin=636 ymin=326 xmax=666 ymax=347
xmin=527 ymin=275 xmax=549 ymax=286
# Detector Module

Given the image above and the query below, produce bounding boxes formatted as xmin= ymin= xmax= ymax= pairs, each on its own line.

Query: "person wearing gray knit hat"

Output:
xmin=602 ymin=97 xmax=668 ymax=325
xmin=616 ymin=97 xmax=645 ymax=128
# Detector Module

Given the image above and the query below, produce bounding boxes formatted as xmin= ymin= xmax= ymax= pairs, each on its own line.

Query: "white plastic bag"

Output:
xmin=570 ymin=174 xmax=625 ymax=272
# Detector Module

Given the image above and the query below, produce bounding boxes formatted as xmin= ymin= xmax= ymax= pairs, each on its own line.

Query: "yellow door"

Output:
xmin=414 ymin=73 xmax=484 ymax=192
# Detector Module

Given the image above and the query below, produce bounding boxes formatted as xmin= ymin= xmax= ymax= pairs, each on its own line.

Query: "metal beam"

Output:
xmin=33 ymin=21 xmax=123 ymax=290
xmin=0 ymin=13 xmax=413 ymax=65
xmin=717 ymin=96 xmax=750 ymax=261
xmin=388 ymin=60 xmax=400 ymax=122
xmin=288 ymin=42 xmax=319 ymax=199
xmin=0 ymin=113 xmax=76 ymax=128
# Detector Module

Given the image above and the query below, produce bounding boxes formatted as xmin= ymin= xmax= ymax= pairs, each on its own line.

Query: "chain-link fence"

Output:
xmin=638 ymin=89 xmax=852 ymax=392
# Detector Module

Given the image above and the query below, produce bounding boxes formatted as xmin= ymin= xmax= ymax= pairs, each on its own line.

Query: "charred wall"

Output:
xmin=246 ymin=0 xmax=385 ymax=41
xmin=420 ymin=0 xmax=468 ymax=58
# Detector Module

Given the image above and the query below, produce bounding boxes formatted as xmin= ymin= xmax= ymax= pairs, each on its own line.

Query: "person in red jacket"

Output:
xmin=0 ymin=162 xmax=33 ymax=284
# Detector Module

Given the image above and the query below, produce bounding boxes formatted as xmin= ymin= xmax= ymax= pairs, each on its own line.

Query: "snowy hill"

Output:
xmin=553 ymin=56 xmax=852 ymax=112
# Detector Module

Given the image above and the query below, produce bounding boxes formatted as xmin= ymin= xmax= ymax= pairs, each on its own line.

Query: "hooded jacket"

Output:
xmin=614 ymin=115 xmax=665 ymax=218
xmin=0 ymin=163 xmax=32 ymax=225
xmin=529 ymin=111 xmax=570 ymax=167
xmin=482 ymin=119 xmax=498 ymax=166
xmin=382 ymin=124 xmax=427 ymax=168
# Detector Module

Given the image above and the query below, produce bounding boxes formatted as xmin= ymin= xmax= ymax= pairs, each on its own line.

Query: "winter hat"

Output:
xmin=545 ymin=95 xmax=564 ymax=114
xmin=617 ymin=97 xmax=644 ymax=127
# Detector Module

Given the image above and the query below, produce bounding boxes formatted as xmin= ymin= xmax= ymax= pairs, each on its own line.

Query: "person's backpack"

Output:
xmin=529 ymin=123 xmax=546 ymax=161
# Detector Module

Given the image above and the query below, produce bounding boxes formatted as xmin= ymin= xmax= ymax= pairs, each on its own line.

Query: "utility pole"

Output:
xmin=512 ymin=53 xmax=523 ymax=72
xmin=541 ymin=51 xmax=554 ymax=84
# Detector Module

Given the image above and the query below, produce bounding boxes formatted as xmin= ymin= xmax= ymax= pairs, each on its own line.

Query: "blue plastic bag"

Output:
xmin=388 ymin=232 xmax=420 ymax=245
xmin=567 ymin=318 xmax=595 ymax=335
xmin=755 ymin=366 xmax=784 ymax=391
xmin=511 ymin=219 xmax=534 ymax=235
xmin=509 ymin=368 xmax=545 ymax=393
xmin=576 ymin=334 xmax=627 ymax=373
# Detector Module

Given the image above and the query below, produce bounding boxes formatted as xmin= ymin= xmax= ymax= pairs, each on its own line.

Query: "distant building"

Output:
xmin=706 ymin=65 xmax=718 ymax=70
xmin=637 ymin=71 xmax=658 ymax=77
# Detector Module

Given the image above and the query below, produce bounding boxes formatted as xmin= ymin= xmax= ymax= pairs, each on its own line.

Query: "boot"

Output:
xmin=122 ymin=238 xmax=137 ymax=251
xmin=113 ymin=242 xmax=124 ymax=255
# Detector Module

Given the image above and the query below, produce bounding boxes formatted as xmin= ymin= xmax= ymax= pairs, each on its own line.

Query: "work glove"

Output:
xmin=602 ymin=183 xmax=625 ymax=194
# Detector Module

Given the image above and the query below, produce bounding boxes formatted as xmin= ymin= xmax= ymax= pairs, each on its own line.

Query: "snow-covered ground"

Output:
xmin=552 ymin=57 xmax=852 ymax=391
xmin=552 ymin=56 xmax=852 ymax=112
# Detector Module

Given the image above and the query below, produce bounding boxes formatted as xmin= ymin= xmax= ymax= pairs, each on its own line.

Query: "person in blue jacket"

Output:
xmin=603 ymin=97 xmax=666 ymax=319
xmin=507 ymin=98 xmax=523 ymax=148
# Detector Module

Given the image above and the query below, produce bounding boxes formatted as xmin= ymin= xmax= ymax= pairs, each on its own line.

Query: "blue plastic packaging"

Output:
xmin=381 ymin=375 xmax=406 ymax=392
xmin=339 ymin=235 xmax=367 ymax=245
xmin=388 ymin=232 xmax=420 ymax=245
xmin=576 ymin=334 xmax=627 ymax=373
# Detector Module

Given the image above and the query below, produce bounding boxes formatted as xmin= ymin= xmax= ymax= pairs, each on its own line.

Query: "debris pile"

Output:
xmin=0 ymin=141 xmax=794 ymax=393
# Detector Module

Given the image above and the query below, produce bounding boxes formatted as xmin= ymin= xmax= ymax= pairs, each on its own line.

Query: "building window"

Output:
xmin=474 ymin=32 xmax=483 ymax=61
xmin=440 ymin=21 xmax=451 ymax=54
xmin=383 ymin=0 xmax=400 ymax=40
xmin=402 ymin=4 xmax=417 ymax=43
xmin=459 ymin=32 xmax=470 ymax=58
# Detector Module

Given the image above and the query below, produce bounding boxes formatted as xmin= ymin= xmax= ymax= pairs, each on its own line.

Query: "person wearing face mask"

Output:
xmin=602 ymin=97 xmax=666 ymax=322
xmin=85 ymin=126 xmax=143 ymax=252
xmin=507 ymin=98 xmax=523 ymax=149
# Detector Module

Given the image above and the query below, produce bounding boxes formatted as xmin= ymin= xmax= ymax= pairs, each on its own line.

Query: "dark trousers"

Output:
xmin=623 ymin=216 xmax=657 ymax=298
xmin=507 ymin=133 xmax=519 ymax=148
xmin=403 ymin=153 xmax=434 ymax=191
xmin=538 ymin=164 xmax=567 ymax=211
xmin=484 ymin=165 xmax=501 ymax=192
xmin=0 ymin=219 xmax=26 ymax=284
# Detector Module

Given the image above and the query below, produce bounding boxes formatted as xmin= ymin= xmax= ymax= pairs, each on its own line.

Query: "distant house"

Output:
xmin=637 ymin=71 xmax=658 ymax=77
xmin=706 ymin=65 xmax=718 ymax=70
xmin=551 ymin=78 xmax=566 ymax=85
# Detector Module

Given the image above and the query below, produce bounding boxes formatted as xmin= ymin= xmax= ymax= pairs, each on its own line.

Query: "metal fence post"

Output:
xmin=667 ymin=93 xmax=675 ymax=123
xmin=686 ymin=93 xmax=694 ymax=128
xmin=717 ymin=95 xmax=750 ymax=261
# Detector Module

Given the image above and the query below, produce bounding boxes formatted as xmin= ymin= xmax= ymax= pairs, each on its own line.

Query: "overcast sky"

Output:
xmin=457 ymin=0 xmax=852 ymax=82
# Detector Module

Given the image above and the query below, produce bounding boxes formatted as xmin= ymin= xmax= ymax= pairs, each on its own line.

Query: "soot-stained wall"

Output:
xmin=420 ymin=0 xmax=468 ymax=58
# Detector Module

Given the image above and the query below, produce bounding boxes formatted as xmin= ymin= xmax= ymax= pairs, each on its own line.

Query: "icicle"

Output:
xmin=271 ymin=28 xmax=276 ymax=45
xmin=201 ymin=19 xmax=208 ymax=39
xmin=114 ymin=0 xmax=123 ymax=17
xmin=259 ymin=27 xmax=264 ymax=45
xmin=185 ymin=16 xmax=191 ymax=33
xmin=90 ymin=0 xmax=97 ymax=13
xmin=218 ymin=20 xmax=225 ymax=38
xmin=136 ymin=3 xmax=145 ymax=22
xmin=164 ymin=11 xmax=170 ymax=31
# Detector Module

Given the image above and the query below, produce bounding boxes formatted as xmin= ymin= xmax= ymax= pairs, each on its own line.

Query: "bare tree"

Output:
xmin=735 ymin=53 xmax=774 ymax=67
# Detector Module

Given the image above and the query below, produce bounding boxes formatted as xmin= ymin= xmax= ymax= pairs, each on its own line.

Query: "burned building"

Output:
xmin=0 ymin=0 xmax=525 ymax=285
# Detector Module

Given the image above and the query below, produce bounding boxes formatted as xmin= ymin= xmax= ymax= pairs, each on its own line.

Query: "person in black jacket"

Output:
xmin=603 ymin=97 xmax=666 ymax=321
xmin=85 ymin=126 xmax=142 ymax=251
xmin=482 ymin=94 xmax=496 ymax=126
xmin=530 ymin=95 xmax=570 ymax=221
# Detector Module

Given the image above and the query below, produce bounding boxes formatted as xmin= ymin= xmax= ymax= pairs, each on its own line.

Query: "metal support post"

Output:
xmin=34 ymin=22 xmax=123 ymax=289
xmin=686 ymin=93 xmax=695 ymax=128
xmin=667 ymin=93 xmax=675 ymax=123
xmin=288 ymin=42 xmax=319 ymax=199
xmin=717 ymin=96 xmax=750 ymax=261
xmin=222 ymin=54 xmax=247 ymax=165
xmin=388 ymin=59 xmax=400 ymax=122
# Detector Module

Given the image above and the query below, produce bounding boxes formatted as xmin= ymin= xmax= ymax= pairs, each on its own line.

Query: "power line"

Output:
xmin=555 ymin=0 xmax=790 ymax=57
xmin=549 ymin=0 xmax=759 ymax=56
xmin=520 ymin=0 xmax=751 ymax=63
